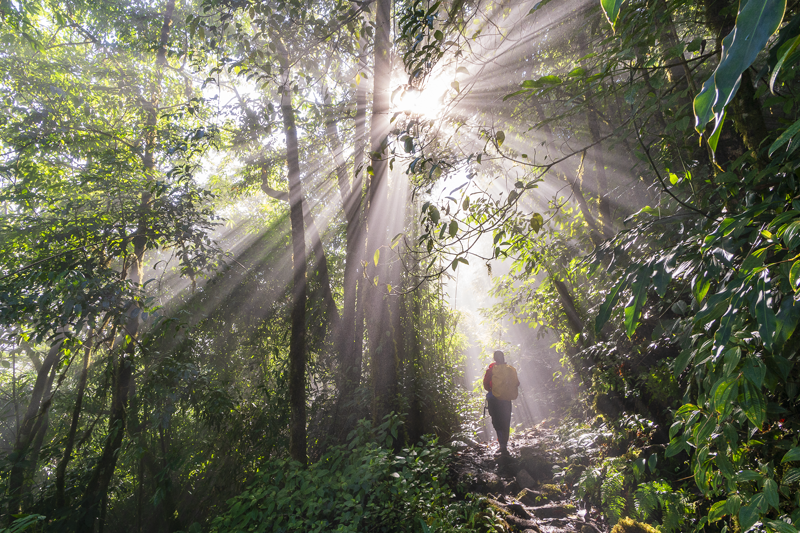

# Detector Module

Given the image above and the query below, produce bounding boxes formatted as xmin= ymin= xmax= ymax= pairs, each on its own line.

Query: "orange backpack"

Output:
xmin=491 ymin=364 xmax=519 ymax=401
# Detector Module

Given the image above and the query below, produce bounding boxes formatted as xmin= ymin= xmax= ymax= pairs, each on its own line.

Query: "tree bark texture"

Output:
xmin=7 ymin=335 xmax=64 ymax=520
xmin=367 ymin=0 xmax=398 ymax=425
xmin=56 ymin=335 xmax=94 ymax=507
xmin=276 ymin=40 xmax=308 ymax=465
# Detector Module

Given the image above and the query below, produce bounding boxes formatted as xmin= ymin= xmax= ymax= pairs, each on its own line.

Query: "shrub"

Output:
xmin=211 ymin=417 xmax=506 ymax=533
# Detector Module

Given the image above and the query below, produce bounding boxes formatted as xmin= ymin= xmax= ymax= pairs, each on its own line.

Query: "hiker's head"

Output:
xmin=493 ymin=350 xmax=505 ymax=364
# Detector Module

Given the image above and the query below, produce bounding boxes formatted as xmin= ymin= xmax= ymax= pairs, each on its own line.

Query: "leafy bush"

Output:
xmin=634 ymin=480 xmax=692 ymax=533
xmin=211 ymin=416 xmax=505 ymax=533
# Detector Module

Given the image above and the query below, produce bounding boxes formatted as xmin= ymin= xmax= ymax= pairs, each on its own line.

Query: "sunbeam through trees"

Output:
xmin=1 ymin=0 xmax=800 ymax=531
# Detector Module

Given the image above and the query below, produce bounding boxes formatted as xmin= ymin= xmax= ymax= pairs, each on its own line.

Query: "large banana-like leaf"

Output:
xmin=693 ymin=0 xmax=786 ymax=139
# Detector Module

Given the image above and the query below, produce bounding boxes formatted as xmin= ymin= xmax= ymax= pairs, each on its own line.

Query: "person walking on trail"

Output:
xmin=483 ymin=350 xmax=519 ymax=453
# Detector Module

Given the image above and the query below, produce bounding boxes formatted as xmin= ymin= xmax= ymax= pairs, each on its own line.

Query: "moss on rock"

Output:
xmin=610 ymin=517 xmax=659 ymax=533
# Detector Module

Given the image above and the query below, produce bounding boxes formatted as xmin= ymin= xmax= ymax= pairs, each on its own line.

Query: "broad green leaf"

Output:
xmin=693 ymin=273 xmax=711 ymax=302
xmin=665 ymin=436 xmax=689 ymax=457
xmin=496 ymin=130 xmax=505 ymax=147
xmin=741 ymin=247 xmax=767 ymax=271
xmin=652 ymin=266 xmax=671 ymax=298
xmin=790 ymin=261 xmax=800 ymax=292
xmin=595 ymin=279 xmax=627 ymax=333
xmin=741 ymin=379 xmax=767 ymax=428
xmin=712 ymin=376 xmax=738 ymax=414
xmin=373 ymin=249 xmax=380 ymax=266
xmin=694 ymin=75 xmax=717 ymax=133
xmin=601 ymin=0 xmax=625 ymax=28
xmin=538 ymin=75 xmax=561 ymax=84
xmin=763 ymin=478 xmax=780 ymax=509
xmin=743 ymin=357 xmax=766 ymax=388
xmin=782 ymin=447 xmax=800 ymax=463
xmin=714 ymin=452 xmax=735 ymax=480
xmin=769 ymin=34 xmax=800 ymax=92
xmin=676 ymin=403 xmax=700 ymax=417
xmin=448 ymin=220 xmax=458 ymax=237
xmin=782 ymin=221 xmax=800 ymax=249
xmin=693 ymin=414 xmax=717 ymax=445
xmin=764 ymin=519 xmax=799 ymax=533
xmin=714 ymin=297 xmax=740 ymax=357
xmin=775 ymin=296 xmax=800 ymax=346
xmin=751 ymin=492 xmax=768 ymax=512
xmin=739 ymin=500 xmax=760 ymax=531
xmin=530 ymin=213 xmax=544 ymax=233
xmin=770 ymin=209 xmax=800 ymax=228
xmin=707 ymin=110 xmax=726 ymax=154
xmin=695 ymin=0 xmax=787 ymax=133
xmin=736 ymin=469 xmax=764 ymax=482
xmin=784 ymin=467 xmax=800 ymax=483
xmin=708 ymin=500 xmax=727 ymax=522
xmin=724 ymin=494 xmax=742 ymax=516
xmin=429 ymin=205 xmax=440 ymax=224
xmin=674 ymin=349 xmax=692 ymax=377
xmin=751 ymin=273 xmax=776 ymax=350
xmin=723 ymin=347 xmax=741 ymax=376
xmin=625 ymin=267 xmax=650 ymax=337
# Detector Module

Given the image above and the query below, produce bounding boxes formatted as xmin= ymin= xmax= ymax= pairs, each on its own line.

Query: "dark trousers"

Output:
xmin=487 ymin=395 xmax=512 ymax=449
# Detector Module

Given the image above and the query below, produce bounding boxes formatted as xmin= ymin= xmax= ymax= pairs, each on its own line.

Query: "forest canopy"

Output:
xmin=0 ymin=0 xmax=799 ymax=531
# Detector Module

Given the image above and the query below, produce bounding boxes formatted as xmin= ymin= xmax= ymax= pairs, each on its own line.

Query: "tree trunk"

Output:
xmin=260 ymin=167 xmax=339 ymax=333
xmin=275 ymin=39 xmax=308 ymax=464
xmin=7 ymin=334 xmax=64 ymax=520
xmin=532 ymin=98 xmax=605 ymax=245
xmin=367 ymin=0 xmax=397 ymax=425
xmin=344 ymin=42 xmax=370 ymax=395
xmin=586 ymin=106 xmax=614 ymax=239
xmin=55 ymin=333 xmax=95 ymax=507
xmin=329 ymin=53 xmax=368 ymax=437
xmin=77 ymin=1 xmax=174 ymax=529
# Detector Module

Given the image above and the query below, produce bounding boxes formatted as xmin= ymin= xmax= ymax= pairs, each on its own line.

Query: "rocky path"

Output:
xmin=452 ymin=424 xmax=607 ymax=533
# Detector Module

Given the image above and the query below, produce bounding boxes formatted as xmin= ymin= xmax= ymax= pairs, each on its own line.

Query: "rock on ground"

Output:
xmin=450 ymin=424 xmax=607 ymax=532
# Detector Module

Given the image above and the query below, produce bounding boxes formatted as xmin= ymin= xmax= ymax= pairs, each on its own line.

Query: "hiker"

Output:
xmin=483 ymin=350 xmax=519 ymax=453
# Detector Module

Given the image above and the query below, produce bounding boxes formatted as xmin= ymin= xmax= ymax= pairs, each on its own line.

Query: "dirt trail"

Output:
xmin=452 ymin=424 xmax=607 ymax=533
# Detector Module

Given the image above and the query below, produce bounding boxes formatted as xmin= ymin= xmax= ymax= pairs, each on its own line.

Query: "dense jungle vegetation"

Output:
xmin=1 ymin=0 xmax=800 ymax=530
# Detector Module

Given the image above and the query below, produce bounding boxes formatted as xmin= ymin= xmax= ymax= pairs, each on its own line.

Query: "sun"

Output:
xmin=393 ymin=74 xmax=454 ymax=119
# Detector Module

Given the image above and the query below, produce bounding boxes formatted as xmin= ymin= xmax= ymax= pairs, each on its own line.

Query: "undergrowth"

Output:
xmin=211 ymin=416 xmax=508 ymax=533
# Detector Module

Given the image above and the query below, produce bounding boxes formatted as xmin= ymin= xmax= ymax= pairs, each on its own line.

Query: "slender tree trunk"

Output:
xmin=367 ymin=0 xmax=397 ymax=425
xmin=7 ymin=334 xmax=64 ymax=520
xmin=77 ymin=2 xmax=174 ymax=529
xmin=533 ymin=98 xmax=605 ymax=245
xmin=586 ymin=106 xmax=614 ymax=239
xmin=347 ymin=44 xmax=369 ymax=393
xmin=328 ymin=60 xmax=369 ymax=437
xmin=260 ymin=168 xmax=339 ymax=331
xmin=275 ymin=39 xmax=308 ymax=464
xmin=56 ymin=335 xmax=93 ymax=507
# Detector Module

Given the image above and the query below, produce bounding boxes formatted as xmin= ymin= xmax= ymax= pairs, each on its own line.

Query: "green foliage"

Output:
xmin=0 ymin=515 xmax=46 ymax=533
xmin=693 ymin=0 xmax=787 ymax=136
xmin=634 ymin=481 xmax=692 ymax=532
xmin=211 ymin=417 xmax=505 ymax=533
xmin=577 ymin=457 xmax=630 ymax=526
